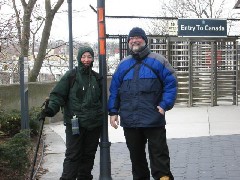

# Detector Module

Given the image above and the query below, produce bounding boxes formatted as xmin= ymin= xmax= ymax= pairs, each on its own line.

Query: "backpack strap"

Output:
xmin=62 ymin=67 xmax=77 ymax=104
xmin=120 ymin=62 xmax=139 ymax=82
xmin=91 ymin=70 xmax=102 ymax=82
xmin=67 ymin=68 xmax=102 ymax=93
xmin=141 ymin=62 xmax=163 ymax=88
xmin=120 ymin=61 xmax=164 ymax=105
xmin=121 ymin=61 xmax=163 ymax=87
xmin=140 ymin=62 xmax=164 ymax=104
xmin=91 ymin=70 xmax=103 ymax=97
xmin=60 ymin=67 xmax=77 ymax=111
xmin=68 ymin=67 xmax=77 ymax=88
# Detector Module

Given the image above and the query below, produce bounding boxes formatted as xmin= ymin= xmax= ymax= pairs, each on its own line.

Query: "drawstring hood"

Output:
xmin=77 ymin=46 xmax=95 ymax=87
xmin=77 ymin=46 xmax=94 ymax=71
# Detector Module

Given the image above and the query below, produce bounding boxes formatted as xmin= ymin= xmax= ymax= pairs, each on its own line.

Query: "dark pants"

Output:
xmin=123 ymin=127 xmax=174 ymax=180
xmin=60 ymin=125 xmax=101 ymax=180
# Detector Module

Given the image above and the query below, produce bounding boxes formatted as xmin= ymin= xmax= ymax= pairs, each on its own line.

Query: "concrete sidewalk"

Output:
xmin=38 ymin=105 xmax=240 ymax=180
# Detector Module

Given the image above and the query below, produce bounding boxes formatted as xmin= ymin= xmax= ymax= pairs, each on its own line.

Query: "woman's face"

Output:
xmin=81 ymin=52 xmax=93 ymax=67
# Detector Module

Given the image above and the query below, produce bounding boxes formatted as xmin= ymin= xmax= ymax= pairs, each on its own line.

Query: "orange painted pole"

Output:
xmin=97 ymin=0 xmax=112 ymax=179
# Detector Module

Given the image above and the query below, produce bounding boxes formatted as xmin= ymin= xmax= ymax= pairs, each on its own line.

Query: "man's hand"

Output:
xmin=110 ymin=115 xmax=119 ymax=129
xmin=157 ymin=106 xmax=165 ymax=115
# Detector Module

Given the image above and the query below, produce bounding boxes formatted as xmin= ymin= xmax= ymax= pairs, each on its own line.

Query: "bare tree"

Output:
xmin=162 ymin=0 xmax=226 ymax=18
xmin=12 ymin=0 xmax=37 ymax=58
xmin=0 ymin=1 xmax=15 ymax=55
xmin=148 ymin=0 xmax=228 ymax=35
xmin=29 ymin=0 xmax=64 ymax=82
xmin=12 ymin=0 xmax=64 ymax=82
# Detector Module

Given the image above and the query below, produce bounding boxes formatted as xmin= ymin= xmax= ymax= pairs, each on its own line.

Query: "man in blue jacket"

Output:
xmin=108 ymin=27 xmax=178 ymax=180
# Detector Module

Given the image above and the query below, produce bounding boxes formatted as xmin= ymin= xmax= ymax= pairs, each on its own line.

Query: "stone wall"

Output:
xmin=0 ymin=77 xmax=112 ymax=123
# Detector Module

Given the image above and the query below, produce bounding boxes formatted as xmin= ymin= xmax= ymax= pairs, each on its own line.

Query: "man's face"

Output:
xmin=128 ymin=36 xmax=146 ymax=53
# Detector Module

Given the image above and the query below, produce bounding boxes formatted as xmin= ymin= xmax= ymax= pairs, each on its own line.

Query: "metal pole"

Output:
xmin=67 ymin=0 xmax=73 ymax=70
xmin=235 ymin=40 xmax=239 ymax=105
xmin=233 ymin=40 xmax=237 ymax=105
xmin=188 ymin=42 xmax=193 ymax=107
xmin=19 ymin=56 xmax=29 ymax=129
xmin=97 ymin=0 xmax=112 ymax=179
xmin=211 ymin=41 xmax=217 ymax=106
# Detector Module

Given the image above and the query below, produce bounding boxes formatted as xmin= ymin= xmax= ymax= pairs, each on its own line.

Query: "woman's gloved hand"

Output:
xmin=40 ymin=107 xmax=54 ymax=120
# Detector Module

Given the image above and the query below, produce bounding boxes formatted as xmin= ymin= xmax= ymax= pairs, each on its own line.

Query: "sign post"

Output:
xmin=97 ymin=0 xmax=112 ymax=179
xmin=168 ymin=20 xmax=178 ymax=36
xmin=19 ymin=56 xmax=29 ymax=130
xmin=67 ymin=0 xmax=73 ymax=70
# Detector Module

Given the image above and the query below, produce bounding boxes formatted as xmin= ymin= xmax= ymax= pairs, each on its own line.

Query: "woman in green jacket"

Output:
xmin=42 ymin=46 xmax=103 ymax=180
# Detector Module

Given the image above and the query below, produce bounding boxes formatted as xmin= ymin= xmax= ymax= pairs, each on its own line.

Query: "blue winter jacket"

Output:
xmin=108 ymin=49 xmax=178 ymax=128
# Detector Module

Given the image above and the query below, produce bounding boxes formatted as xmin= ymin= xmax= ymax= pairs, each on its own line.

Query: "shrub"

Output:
xmin=0 ymin=130 xmax=32 ymax=178
xmin=0 ymin=107 xmax=41 ymax=137
xmin=0 ymin=107 xmax=43 ymax=179
xmin=0 ymin=109 xmax=21 ymax=136
xmin=29 ymin=107 xmax=42 ymax=136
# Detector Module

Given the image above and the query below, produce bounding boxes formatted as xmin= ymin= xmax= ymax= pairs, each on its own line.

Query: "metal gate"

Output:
xmin=106 ymin=35 xmax=240 ymax=106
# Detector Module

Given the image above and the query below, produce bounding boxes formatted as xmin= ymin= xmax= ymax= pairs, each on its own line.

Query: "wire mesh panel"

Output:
xmin=237 ymin=42 xmax=240 ymax=106
xmin=168 ymin=40 xmax=190 ymax=105
xmin=215 ymin=41 xmax=237 ymax=105
xmin=149 ymin=37 xmax=168 ymax=58
xmin=191 ymin=41 xmax=213 ymax=105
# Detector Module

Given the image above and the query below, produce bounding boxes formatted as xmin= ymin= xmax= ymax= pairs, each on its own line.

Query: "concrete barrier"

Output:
xmin=0 ymin=82 xmax=60 ymax=123
xmin=0 ymin=77 xmax=112 ymax=123
xmin=0 ymin=82 xmax=56 ymax=110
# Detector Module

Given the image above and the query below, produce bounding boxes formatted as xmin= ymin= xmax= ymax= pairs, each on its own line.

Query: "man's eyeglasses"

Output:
xmin=129 ymin=36 xmax=143 ymax=41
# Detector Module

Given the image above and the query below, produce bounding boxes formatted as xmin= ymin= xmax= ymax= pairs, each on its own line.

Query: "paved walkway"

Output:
xmin=38 ymin=105 xmax=240 ymax=180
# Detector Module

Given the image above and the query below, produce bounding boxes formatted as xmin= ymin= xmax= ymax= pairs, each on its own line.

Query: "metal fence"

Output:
xmin=106 ymin=35 xmax=240 ymax=106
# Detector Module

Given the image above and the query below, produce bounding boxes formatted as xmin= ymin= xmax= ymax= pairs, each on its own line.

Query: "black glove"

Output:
xmin=39 ymin=107 xmax=54 ymax=120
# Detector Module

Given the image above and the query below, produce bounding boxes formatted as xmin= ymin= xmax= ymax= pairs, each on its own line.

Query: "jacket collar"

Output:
xmin=129 ymin=45 xmax=151 ymax=61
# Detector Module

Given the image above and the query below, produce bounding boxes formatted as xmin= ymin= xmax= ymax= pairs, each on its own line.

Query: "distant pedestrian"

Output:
xmin=41 ymin=46 xmax=103 ymax=180
xmin=108 ymin=27 xmax=178 ymax=180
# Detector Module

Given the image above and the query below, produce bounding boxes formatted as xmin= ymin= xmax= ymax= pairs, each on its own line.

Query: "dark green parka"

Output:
xmin=48 ymin=46 xmax=103 ymax=129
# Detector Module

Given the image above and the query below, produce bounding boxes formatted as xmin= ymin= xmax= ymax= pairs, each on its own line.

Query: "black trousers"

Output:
xmin=60 ymin=125 xmax=101 ymax=180
xmin=123 ymin=127 xmax=174 ymax=180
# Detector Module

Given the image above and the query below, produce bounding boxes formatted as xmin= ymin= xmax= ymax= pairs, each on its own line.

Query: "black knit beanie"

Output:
xmin=77 ymin=46 xmax=94 ymax=62
xmin=127 ymin=27 xmax=148 ymax=44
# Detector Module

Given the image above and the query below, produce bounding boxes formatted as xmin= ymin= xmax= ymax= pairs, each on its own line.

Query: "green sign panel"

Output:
xmin=178 ymin=19 xmax=227 ymax=37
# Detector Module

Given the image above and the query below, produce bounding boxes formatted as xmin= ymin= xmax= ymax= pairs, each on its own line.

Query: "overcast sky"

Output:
xmin=50 ymin=0 xmax=239 ymax=43
xmin=51 ymin=0 xmax=163 ymax=42
xmin=1 ymin=0 xmax=238 ymax=43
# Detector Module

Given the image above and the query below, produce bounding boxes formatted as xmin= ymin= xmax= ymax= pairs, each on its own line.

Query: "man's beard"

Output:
xmin=131 ymin=42 xmax=146 ymax=53
xmin=132 ymin=45 xmax=141 ymax=52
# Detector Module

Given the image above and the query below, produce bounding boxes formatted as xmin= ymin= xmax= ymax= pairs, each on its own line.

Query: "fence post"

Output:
xmin=97 ymin=0 xmax=112 ymax=179
xmin=188 ymin=41 xmax=193 ymax=107
xmin=67 ymin=0 xmax=73 ymax=70
xmin=211 ymin=42 xmax=218 ymax=106
xmin=19 ymin=56 xmax=29 ymax=130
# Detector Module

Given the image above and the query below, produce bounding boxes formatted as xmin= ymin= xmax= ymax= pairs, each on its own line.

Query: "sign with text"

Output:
xmin=168 ymin=20 xmax=178 ymax=36
xmin=178 ymin=19 xmax=227 ymax=37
